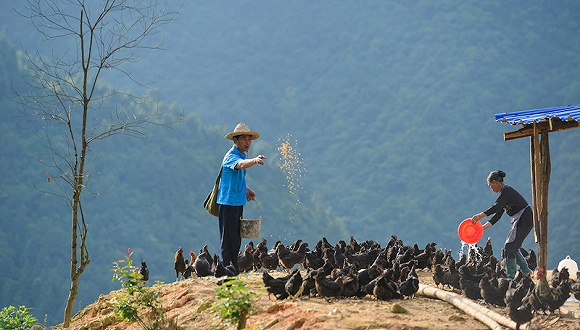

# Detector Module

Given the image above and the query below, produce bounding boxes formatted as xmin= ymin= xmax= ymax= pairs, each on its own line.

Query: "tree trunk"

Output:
xmin=63 ymin=193 xmax=80 ymax=326
xmin=63 ymin=177 xmax=90 ymax=326
xmin=63 ymin=276 xmax=79 ymax=327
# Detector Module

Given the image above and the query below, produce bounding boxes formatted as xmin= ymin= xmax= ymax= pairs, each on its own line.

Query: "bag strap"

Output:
xmin=215 ymin=150 xmax=231 ymax=185
xmin=215 ymin=167 xmax=223 ymax=185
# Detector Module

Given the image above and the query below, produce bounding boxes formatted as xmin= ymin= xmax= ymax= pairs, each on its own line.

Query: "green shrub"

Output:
xmin=212 ymin=277 xmax=257 ymax=330
xmin=111 ymin=248 xmax=180 ymax=330
xmin=0 ymin=305 xmax=37 ymax=330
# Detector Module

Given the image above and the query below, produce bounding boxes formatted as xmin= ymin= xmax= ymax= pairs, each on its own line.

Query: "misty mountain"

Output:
xmin=1 ymin=1 xmax=579 ymax=326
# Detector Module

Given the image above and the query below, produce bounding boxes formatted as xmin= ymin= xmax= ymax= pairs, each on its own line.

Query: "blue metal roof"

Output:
xmin=495 ymin=104 xmax=580 ymax=125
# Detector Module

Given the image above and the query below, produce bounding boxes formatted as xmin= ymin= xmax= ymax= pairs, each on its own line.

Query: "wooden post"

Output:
xmin=531 ymin=123 xmax=550 ymax=271
xmin=538 ymin=128 xmax=550 ymax=270
xmin=530 ymin=137 xmax=539 ymax=244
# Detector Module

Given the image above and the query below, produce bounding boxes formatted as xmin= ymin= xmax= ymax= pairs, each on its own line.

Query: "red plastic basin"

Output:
xmin=458 ymin=218 xmax=483 ymax=244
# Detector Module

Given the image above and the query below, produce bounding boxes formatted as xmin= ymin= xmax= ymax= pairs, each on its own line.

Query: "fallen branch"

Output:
xmin=416 ymin=284 xmax=528 ymax=330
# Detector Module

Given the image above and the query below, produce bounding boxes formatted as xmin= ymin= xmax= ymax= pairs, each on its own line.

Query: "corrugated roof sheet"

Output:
xmin=495 ymin=104 xmax=580 ymax=125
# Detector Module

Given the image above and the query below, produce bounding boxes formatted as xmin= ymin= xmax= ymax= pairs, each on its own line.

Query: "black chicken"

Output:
xmin=174 ymin=247 xmax=186 ymax=281
xmin=399 ymin=263 xmax=420 ymax=298
xmin=312 ymin=269 xmax=342 ymax=299
xmin=412 ymin=242 xmax=435 ymax=269
xmin=139 ymin=260 xmax=149 ymax=282
xmin=519 ymin=248 xmax=537 ymax=271
xmin=550 ymin=267 xmax=561 ymax=288
xmin=253 ymin=239 xmax=268 ymax=265
xmin=303 ymin=250 xmax=325 ymax=270
xmin=213 ymin=254 xmax=236 ymax=278
xmin=333 ymin=245 xmax=346 ymax=268
xmin=459 ymin=264 xmax=485 ymax=284
xmin=528 ymin=268 xmax=572 ymax=314
xmin=183 ymin=251 xmax=197 ymax=279
xmin=505 ymin=270 xmax=534 ymax=329
xmin=343 ymin=247 xmax=379 ymax=270
xmin=335 ymin=266 xmax=360 ymax=298
xmin=395 ymin=246 xmax=415 ymax=265
xmin=358 ymin=264 xmax=382 ymax=287
xmin=551 ymin=267 xmax=570 ymax=288
xmin=199 ymin=245 xmax=214 ymax=269
xmin=505 ymin=271 xmax=533 ymax=306
xmin=237 ymin=244 xmax=255 ymax=273
xmin=262 ymin=271 xmax=292 ymax=300
xmin=349 ymin=235 xmax=362 ymax=253
xmin=373 ymin=273 xmax=402 ymax=301
xmin=322 ymin=247 xmax=337 ymax=268
xmin=479 ymin=273 xmax=506 ymax=307
xmin=285 ymin=268 xmax=304 ymax=298
xmin=391 ymin=261 xmax=402 ymax=284
xmin=509 ymin=297 xmax=533 ymax=330
xmin=277 ymin=242 xmax=308 ymax=271
xmin=361 ymin=268 xmax=394 ymax=296
xmin=289 ymin=239 xmax=303 ymax=251
xmin=459 ymin=272 xmax=482 ymax=300
xmin=193 ymin=251 xmax=213 ymax=277
xmin=483 ymin=237 xmax=494 ymax=258
xmin=455 ymin=253 xmax=467 ymax=270
xmin=458 ymin=264 xmax=484 ymax=300
xmin=300 ymin=270 xmax=318 ymax=297
xmin=442 ymin=259 xmax=461 ymax=291
xmin=432 ymin=264 xmax=445 ymax=288
xmin=430 ymin=249 xmax=446 ymax=270
xmin=257 ymin=244 xmax=279 ymax=271
xmin=371 ymin=250 xmax=389 ymax=269
xmin=183 ymin=260 xmax=193 ymax=279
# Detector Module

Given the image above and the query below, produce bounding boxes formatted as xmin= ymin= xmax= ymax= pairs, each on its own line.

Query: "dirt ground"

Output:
xmin=52 ymin=269 xmax=579 ymax=330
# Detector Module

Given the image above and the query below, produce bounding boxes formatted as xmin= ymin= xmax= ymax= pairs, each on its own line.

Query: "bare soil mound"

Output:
xmin=53 ymin=269 xmax=579 ymax=330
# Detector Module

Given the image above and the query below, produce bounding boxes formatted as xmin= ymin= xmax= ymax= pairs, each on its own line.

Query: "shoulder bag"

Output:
xmin=203 ymin=167 xmax=222 ymax=217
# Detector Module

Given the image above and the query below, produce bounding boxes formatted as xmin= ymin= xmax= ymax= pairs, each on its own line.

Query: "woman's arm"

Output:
xmin=471 ymin=212 xmax=493 ymax=230
xmin=472 ymin=188 xmax=508 ymax=225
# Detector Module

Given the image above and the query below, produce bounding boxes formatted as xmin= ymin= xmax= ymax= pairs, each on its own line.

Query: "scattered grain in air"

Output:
xmin=276 ymin=133 xmax=308 ymax=238
xmin=277 ymin=134 xmax=307 ymax=197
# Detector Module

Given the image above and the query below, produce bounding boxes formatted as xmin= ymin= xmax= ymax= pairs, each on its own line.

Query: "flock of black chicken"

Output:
xmin=169 ymin=235 xmax=580 ymax=329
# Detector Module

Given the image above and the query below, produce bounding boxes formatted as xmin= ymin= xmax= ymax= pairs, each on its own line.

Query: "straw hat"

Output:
xmin=225 ymin=123 xmax=260 ymax=140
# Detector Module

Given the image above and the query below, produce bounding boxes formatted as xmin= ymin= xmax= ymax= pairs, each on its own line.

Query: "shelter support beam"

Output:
xmin=504 ymin=119 xmax=578 ymax=141
xmin=530 ymin=123 xmax=550 ymax=271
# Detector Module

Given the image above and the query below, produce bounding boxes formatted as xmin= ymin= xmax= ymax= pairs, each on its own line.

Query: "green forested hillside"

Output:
xmin=1 ymin=1 xmax=579 ymax=326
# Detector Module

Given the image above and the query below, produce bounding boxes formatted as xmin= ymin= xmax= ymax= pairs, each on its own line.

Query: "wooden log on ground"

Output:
xmin=417 ymin=284 xmax=528 ymax=330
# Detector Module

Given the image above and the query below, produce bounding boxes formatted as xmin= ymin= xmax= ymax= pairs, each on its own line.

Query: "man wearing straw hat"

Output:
xmin=218 ymin=123 xmax=266 ymax=275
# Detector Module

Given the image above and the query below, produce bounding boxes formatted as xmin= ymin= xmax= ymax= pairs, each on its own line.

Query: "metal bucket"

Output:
xmin=240 ymin=216 xmax=262 ymax=238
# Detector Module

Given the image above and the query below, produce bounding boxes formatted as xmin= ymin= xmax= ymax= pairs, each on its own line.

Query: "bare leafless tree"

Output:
xmin=13 ymin=0 xmax=181 ymax=326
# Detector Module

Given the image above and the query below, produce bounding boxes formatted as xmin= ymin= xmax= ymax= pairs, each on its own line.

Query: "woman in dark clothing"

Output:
xmin=471 ymin=170 xmax=533 ymax=278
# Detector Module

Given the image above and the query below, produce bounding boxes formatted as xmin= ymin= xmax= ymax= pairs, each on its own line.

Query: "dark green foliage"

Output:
xmin=0 ymin=1 xmax=579 ymax=326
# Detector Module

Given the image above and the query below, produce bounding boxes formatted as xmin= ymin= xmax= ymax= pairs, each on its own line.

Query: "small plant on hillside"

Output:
xmin=0 ymin=305 xmax=37 ymax=330
xmin=112 ymin=248 xmax=180 ymax=330
xmin=211 ymin=277 xmax=257 ymax=330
